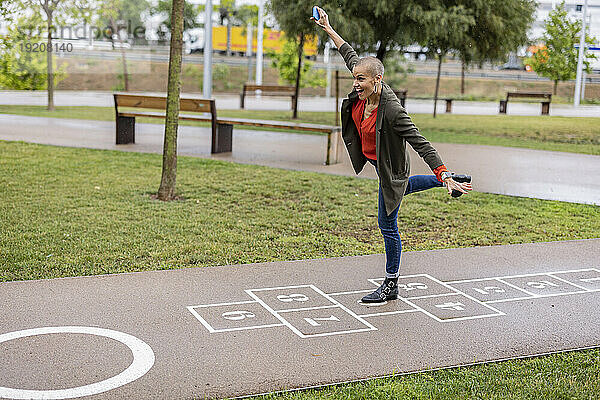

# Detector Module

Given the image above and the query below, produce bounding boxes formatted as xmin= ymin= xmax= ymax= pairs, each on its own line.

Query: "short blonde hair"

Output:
xmin=355 ymin=56 xmax=384 ymax=78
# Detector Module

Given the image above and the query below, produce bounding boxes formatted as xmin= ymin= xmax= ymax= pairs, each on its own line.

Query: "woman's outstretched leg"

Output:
xmin=404 ymin=175 xmax=443 ymax=196
xmin=405 ymin=174 xmax=472 ymax=197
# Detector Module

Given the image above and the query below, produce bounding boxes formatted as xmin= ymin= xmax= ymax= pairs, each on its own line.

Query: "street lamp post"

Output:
xmin=574 ymin=0 xmax=588 ymax=107
xmin=246 ymin=22 xmax=253 ymax=83
xmin=203 ymin=0 xmax=213 ymax=99
xmin=256 ymin=0 xmax=264 ymax=88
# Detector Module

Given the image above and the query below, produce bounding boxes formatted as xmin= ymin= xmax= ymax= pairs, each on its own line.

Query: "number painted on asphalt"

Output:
xmin=473 ymin=286 xmax=505 ymax=295
xmin=277 ymin=294 xmax=309 ymax=302
xmin=221 ymin=310 xmax=256 ymax=320
xmin=398 ymin=282 xmax=428 ymax=291
xmin=581 ymin=277 xmax=600 ymax=282
xmin=304 ymin=315 xmax=340 ymax=326
xmin=435 ymin=302 xmax=466 ymax=311
xmin=527 ymin=280 xmax=560 ymax=289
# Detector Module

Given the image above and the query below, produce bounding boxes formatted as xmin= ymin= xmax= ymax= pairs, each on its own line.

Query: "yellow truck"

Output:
xmin=211 ymin=26 xmax=317 ymax=57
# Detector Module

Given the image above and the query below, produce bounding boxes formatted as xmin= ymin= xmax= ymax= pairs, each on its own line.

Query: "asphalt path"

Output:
xmin=0 ymin=113 xmax=599 ymax=206
xmin=1 ymin=90 xmax=600 ymax=117
xmin=0 ymin=239 xmax=599 ymax=399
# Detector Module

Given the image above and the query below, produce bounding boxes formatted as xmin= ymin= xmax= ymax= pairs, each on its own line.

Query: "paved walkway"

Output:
xmin=1 ymin=113 xmax=599 ymax=206
xmin=1 ymin=90 xmax=600 ymax=117
xmin=0 ymin=239 xmax=599 ymax=399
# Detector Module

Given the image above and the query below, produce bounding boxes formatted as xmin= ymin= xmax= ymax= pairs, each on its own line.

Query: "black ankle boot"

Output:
xmin=361 ymin=277 xmax=398 ymax=303
xmin=450 ymin=173 xmax=471 ymax=198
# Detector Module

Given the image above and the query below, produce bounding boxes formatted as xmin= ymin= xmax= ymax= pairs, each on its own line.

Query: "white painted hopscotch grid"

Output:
xmin=446 ymin=268 xmax=600 ymax=305
xmin=245 ymin=285 xmax=377 ymax=338
xmin=187 ymin=268 xmax=600 ymax=338
xmin=364 ymin=274 xmax=505 ymax=322
xmin=187 ymin=301 xmax=285 ymax=333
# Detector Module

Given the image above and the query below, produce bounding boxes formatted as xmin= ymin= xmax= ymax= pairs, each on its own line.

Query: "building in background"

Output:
xmin=529 ymin=0 xmax=600 ymax=71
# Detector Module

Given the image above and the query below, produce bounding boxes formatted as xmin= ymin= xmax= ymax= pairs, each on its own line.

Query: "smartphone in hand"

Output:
xmin=312 ymin=6 xmax=320 ymax=20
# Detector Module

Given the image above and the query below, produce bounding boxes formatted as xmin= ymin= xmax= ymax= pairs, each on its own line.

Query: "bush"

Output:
xmin=212 ymin=63 xmax=233 ymax=89
xmin=0 ymin=16 xmax=66 ymax=90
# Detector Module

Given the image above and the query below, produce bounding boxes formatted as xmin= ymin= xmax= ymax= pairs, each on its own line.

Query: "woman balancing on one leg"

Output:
xmin=312 ymin=6 xmax=473 ymax=304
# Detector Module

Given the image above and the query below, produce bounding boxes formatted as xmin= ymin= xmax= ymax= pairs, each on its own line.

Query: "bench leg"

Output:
xmin=541 ymin=102 xmax=550 ymax=115
xmin=445 ymin=99 xmax=452 ymax=113
xmin=240 ymin=93 xmax=245 ymax=109
xmin=291 ymin=95 xmax=297 ymax=111
xmin=116 ymin=116 xmax=135 ymax=144
xmin=499 ymin=100 xmax=507 ymax=114
xmin=212 ymin=123 xmax=233 ymax=153
xmin=326 ymin=128 xmax=342 ymax=165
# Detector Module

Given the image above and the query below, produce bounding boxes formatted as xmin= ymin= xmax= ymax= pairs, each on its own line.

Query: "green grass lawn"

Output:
xmin=1 ymin=141 xmax=599 ymax=398
xmin=0 ymin=105 xmax=599 ymax=155
xmin=255 ymin=348 xmax=600 ymax=399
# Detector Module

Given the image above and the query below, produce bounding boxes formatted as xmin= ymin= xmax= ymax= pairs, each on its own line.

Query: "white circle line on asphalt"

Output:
xmin=0 ymin=326 xmax=155 ymax=400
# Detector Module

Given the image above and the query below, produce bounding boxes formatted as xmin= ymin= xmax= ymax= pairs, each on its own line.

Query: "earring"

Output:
xmin=373 ymin=84 xmax=377 ymax=94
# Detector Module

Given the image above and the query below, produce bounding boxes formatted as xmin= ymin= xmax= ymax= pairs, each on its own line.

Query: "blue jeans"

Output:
xmin=368 ymin=159 xmax=443 ymax=278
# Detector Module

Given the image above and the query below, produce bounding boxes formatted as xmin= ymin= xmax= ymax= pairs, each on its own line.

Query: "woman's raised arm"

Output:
xmin=311 ymin=6 xmax=358 ymax=72
xmin=311 ymin=6 xmax=345 ymax=50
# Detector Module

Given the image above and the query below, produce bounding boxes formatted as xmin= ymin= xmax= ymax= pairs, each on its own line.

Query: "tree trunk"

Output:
xmin=376 ymin=41 xmax=387 ymax=61
xmin=111 ymin=18 xmax=129 ymax=91
xmin=157 ymin=0 xmax=185 ymax=201
xmin=46 ymin=7 xmax=54 ymax=111
xmin=461 ymin=62 xmax=465 ymax=95
xmin=120 ymin=48 xmax=129 ymax=91
xmin=292 ymin=32 xmax=304 ymax=119
xmin=553 ymin=80 xmax=558 ymax=95
xmin=433 ymin=53 xmax=443 ymax=118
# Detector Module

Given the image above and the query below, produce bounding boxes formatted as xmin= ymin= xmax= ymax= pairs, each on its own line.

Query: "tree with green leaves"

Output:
xmin=235 ymin=4 xmax=258 ymax=27
xmin=313 ymin=0 xmax=534 ymax=104
xmin=268 ymin=0 xmax=316 ymax=118
xmin=0 ymin=14 xmax=66 ymax=90
xmin=418 ymin=2 xmax=474 ymax=117
xmin=382 ymin=52 xmax=414 ymax=91
xmin=19 ymin=0 xmax=72 ymax=110
xmin=525 ymin=1 xmax=597 ymax=95
xmin=0 ymin=0 xmax=16 ymax=18
xmin=98 ymin=0 xmax=137 ymax=91
xmin=152 ymin=0 xmax=200 ymax=41
xmin=456 ymin=0 xmax=536 ymax=94
xmin=317 ymin=0 xmax=417 ymax=60
xmin=218 ymin=0 xmax=235 ymax=56
xmin=157 ymin=0 xmax=185 ymax=201
xmin=75 ymin=0 xmax=149 ymax=91
xmin=270 ymin=39 xmax=325 ymax=88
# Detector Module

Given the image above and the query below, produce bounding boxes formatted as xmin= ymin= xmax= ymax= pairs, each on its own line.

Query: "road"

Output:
xmin=1 ymin=90 xmax=600 ymax=117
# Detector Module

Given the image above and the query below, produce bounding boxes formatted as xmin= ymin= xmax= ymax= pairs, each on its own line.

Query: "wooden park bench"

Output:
xmin=240 ymin=84 xmax=297 ymax=110
xmin=499 ymin=92 xmax=552 ymax=115
xmin=406 ymin=96 xmax=454 ymax=113
xmin=113 ymin=93 xmax=230 ymax=153
xmin=113 ymin=93 xmax=342 ymax=165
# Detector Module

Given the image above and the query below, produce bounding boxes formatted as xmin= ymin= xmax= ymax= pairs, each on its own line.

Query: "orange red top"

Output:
xmin=351 ymin=99 xmax=377 ymax=161
xmin=352 ymin=99 xmax=448 ymax=181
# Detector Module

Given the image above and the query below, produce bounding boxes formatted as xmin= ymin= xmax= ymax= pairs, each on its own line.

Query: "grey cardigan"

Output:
xmin=338 ymin=42 xmax=445 ymax=215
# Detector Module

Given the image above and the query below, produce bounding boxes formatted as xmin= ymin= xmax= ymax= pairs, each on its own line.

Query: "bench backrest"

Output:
xmin=114 ymin=93 xmax=215 ymax=114
xmin=242 ymin=84 xmax=295 ymax=94
xmin=507 ymin=92 xmax=552 ymax=101
xmin=393 ymin=89 xmax=407 ymax=99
